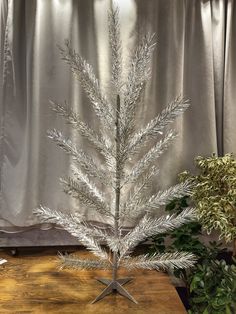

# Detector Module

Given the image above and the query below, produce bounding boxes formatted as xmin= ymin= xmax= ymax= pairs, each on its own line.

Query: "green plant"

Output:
xmin=150 ymin=196 xmax=207 ymax=258
xmin=188 ymin=259 xmax=236 ymax=314
xmin=180 ymin=153 xmax=236 ymax=255
xmin=149 ymin=196 xmax=207 ymax=281
xmin=167 ymin=197 xmax=207 ymax=258
xmin=148 ymin=196 xmax=236 ymax=313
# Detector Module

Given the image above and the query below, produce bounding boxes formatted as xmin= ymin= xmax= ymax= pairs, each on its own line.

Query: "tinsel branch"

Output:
xmin=34 ymin=205 xmax=84 ymax=225
xmin=33 ymin=206 xmax=110 ymax=238
xmin=120 ymin=33 xmax=156 ymax=146
xmin=58 ymin=42 xmax=115 ymax=131
xmin=58 ymin=253 xmax=111 ymax=270
xmin=125 ymin=96 xmax=190 ymax=157
xmin=119 ymin=207 xmax=197 ymax=258
xmin=131 ymin=180 xmax=193 ymax=218
xmin=71 ymin=164 xmax=105 ymax=203
xmin=105 ymin=236 xmax=121 ymax=253
xmin=60 ymin=176 xmax=112 ymax=218
xmin=34 ymin=205 xmax=109 ymax=260
xmin=47 ymin=128 xmax=108 ymax=184
xmin=121 ymin=166 xmax=160 ymax=220
xmin=124 ymin=129 xmax=177 ymax=185
xmin=49 ymin=101 xmax=115 ymax=169
xmin=108 ymin=4 xmax=122 ymax=91
xmin=122 ymin=252 xmax=197 ymax=270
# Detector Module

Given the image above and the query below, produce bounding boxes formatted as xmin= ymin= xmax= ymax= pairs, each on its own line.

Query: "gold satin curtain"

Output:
xmin=0 ymin=0 xmax=235 ymax=235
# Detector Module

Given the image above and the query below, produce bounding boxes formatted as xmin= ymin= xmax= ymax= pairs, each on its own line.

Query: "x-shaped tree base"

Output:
xmin=91 ymin=278 xmax=138 ymax=304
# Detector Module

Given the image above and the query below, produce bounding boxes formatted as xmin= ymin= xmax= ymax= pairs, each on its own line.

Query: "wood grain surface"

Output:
xmin=0 ymin=249 xmax=186 ymax=314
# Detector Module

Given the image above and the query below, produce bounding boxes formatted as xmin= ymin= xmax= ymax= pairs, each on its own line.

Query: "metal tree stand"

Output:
xmin=92 ymin=275 xmax=136 ymax=304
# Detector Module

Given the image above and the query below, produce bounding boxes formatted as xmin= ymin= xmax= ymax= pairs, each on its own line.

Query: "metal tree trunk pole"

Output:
xmin=112 ymin=94 xmax=121 ymax=282
xmin=92 ymin=95 xmax=137 ymax=304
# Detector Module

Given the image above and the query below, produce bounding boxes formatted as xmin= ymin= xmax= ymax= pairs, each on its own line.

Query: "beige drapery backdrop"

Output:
xmin=0 ymin=0 xmax=235 ymax=238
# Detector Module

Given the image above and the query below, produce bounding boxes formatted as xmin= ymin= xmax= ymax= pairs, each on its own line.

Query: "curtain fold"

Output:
xmin=0 ymin=0 xmax=235 ymax=235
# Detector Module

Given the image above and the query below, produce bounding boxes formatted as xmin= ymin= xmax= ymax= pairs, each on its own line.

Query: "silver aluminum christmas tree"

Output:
xmin=34 ymin=4 xmax=196 ymax=304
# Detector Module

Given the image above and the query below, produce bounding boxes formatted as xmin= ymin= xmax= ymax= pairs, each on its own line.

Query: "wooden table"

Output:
xmin=0 ymin=249 xmax=186 ymax=314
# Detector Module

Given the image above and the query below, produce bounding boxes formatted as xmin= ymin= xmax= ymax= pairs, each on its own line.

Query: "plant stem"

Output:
xmin=112 ymin=94 xmax=121 ymax=283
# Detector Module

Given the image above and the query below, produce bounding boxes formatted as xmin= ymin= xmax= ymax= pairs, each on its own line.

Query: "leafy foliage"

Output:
xmin=179 ymin=154 xmax=236 ymax=244
xmin=188 ymin=259 xmax=236 ymax=314
xmin=149 ymin=196 xmax=206 ymax=258
xmin=148 ymin=196 xmax=235 ymax=313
